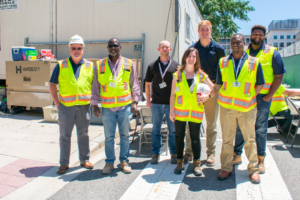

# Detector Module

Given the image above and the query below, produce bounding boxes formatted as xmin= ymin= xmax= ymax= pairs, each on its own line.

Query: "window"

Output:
xmin=280 ymin=35 xmax=284 ymax=39
xmin=287 ymin=42 xmax=292 ymax=46
xmin=274 ymin=43 xmax=278 ymax=47
xmin=294 ymin=35 xmax=296 ymax=39
xmin=287 ymin=35 xmax=291 ymax=39
xmin=220 ymin=39 xmax=226 ymax=43
xmin=186 ymin=13 xmax=190 ymax=40
xmin=265 ymin=38 xmax=267 ymax=43
xmin=274 ymin=35 xmax=278 ymax=39
xmin=280 ymin=42 xmax=284 ymax=48
xmin=246 ymin=38 xmax=250 ymax=43
xmin=227 ymin=39 xmax=230 ymax=43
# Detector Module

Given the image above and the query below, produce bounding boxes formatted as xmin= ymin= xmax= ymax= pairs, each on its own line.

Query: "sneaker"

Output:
xmin=233 ymin=152 xmax=242 ymax=165
xmin=206 ymin=154 xmax=215 ymax=166
xmin=102 ymin=163 xmax=114 ymax=175
xmin=258 ymin=156 xmax=265 ymax=174
xmin=170 ymin=154 xmax=177 ymax=164
xmin=150 ymin=155 xmax=160 ymax=164
xmin=183 ymin=153 xmax=193 ymax=164
xmin=120 ymin=161 xmax=131 ymax=174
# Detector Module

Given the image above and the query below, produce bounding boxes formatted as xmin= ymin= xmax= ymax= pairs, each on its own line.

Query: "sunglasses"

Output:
xmin=108 ymin=44 xmax=120 ymax=48
xmin=70 ymin=47 xmax=84 ymax=51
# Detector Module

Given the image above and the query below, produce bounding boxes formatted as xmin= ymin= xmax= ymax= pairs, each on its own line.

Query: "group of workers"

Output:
xmin=49 ymin=19 xmax=297 ymax=185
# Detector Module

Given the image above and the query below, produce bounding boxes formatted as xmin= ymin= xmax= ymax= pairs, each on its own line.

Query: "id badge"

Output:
xmin=159 ymin=82 xmax=167 ymax=89
xmin=109 ymin=82 xmax=116 ymax=88
xmin=176 ymin=87 xmax=180 ymax=92
xmin=233 ymin=82 xmax=241 ymax=87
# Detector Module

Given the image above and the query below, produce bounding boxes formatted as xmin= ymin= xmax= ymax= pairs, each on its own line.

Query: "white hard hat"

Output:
xmin=197 ymin=83 xmax=211 ymax=95
xmin=69 ymin=35 xmax=85 ymax=47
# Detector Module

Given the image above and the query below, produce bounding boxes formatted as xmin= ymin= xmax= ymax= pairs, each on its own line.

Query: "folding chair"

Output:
xmin=285 ymin=97 xmax=300 ymax=148
xmin=269 ymin=111 xmax=285 ymax=134
xmin=138 ymin=107 xmax=169 ymax=155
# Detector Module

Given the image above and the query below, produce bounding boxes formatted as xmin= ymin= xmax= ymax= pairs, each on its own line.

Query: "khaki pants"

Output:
xmin=219 ymin=105 xmax=259 ymax=174
xmin=185 ymin=84 xmax=220 ymax=156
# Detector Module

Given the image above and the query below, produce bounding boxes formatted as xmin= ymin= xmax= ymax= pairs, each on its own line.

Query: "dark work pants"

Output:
xmin=175 ymin=120 xmax=201 ymax=160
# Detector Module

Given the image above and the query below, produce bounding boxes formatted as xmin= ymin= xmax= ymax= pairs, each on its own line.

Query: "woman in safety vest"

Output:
xmin=169 ymin=48 xmax=217 ymax=176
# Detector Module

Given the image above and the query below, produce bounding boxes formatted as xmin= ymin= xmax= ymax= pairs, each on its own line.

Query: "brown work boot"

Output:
xmin=206 ymin=154 xmax=215 ymax=166
xmin=183 ymin=153 xmax=193 ymax=164
xmin=174 ymin=159 xmax=184 ymax=174
xmin=217 ymin=170 xmax=231 ymax=181
xmin=80 ymin=161 xmax=94 ymax=169
xmin=193 ymin=160 xmax=203 ymax=176
xmin=170 ymin=154 xmax=177 ymax=164
xmin=120 ymin=161 xmax=131 ymax=174
xmin=249 ymin=172 xmax=261 ymax=184
xmin=102 ymin=163 xmax=114 ymax=175
xmin=57 ymin=165 xmax=69 ymax=174
xmin=233 ymin=152 xmax=242 ymax=165
xmin=258 ymin=156 xmax=265 ymax=174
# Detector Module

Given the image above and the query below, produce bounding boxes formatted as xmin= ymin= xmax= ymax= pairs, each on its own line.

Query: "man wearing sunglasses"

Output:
xmin=92 ymin=38 xmax=141 ymax=175
xmin=50 ymin=35 xmax=95 ymax=174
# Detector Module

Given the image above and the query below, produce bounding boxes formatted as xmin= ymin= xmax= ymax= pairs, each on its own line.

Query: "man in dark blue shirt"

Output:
xmin=184 ymin=20 xmax=225 ymax=166
xmin=233 ymin=25 xmax=286 ymax=174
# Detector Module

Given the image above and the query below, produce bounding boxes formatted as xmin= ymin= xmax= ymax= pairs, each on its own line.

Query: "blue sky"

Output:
xmin=233 ymin=0 xmax=300 ymax=35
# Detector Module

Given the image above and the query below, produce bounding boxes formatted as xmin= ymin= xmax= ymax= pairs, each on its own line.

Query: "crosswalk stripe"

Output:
xmin=235 ymin=147 xmax=292 ymax=200
xmin=120 ymin=155 xmax=188 ymax=200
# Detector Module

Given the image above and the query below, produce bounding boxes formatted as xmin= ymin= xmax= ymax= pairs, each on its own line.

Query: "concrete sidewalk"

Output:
xmin=0 ymin=110 xmax=106 ymax=198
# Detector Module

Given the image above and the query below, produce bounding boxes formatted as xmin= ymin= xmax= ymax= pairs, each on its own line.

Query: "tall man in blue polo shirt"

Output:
xmin=233 ymin=25 xmax=286 ymax=174
xmin=185 ymin=20 xmax=225 ymax=166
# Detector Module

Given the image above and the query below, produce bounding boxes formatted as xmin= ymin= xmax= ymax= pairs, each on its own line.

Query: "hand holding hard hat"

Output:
xmin=196 ymin=83 xmax=211 ymax=103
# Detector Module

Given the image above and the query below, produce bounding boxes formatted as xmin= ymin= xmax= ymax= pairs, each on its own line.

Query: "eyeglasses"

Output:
xmin=108 ymin=44 xmax=120 ymax=48
xmin=70 ymin=47 xmax=83 ymax=51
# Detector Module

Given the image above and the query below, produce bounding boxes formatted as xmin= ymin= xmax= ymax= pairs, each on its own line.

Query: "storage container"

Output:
xmin=11 ymin=46 xmax=35 ymax=61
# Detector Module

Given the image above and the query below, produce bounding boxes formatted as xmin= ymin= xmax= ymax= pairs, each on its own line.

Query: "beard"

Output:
xmin=251 ymin=38 xmax=264 ymax=46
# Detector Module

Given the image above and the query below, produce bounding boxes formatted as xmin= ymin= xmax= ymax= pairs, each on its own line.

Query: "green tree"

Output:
xmin=195 ymin=0 xmax=255 ymax=41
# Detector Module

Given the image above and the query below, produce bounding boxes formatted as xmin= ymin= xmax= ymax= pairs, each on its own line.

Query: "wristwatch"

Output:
xmin=132 ymin=101 xmax=138 ymax=104
xmin=209 ymin=94 xmax=211 ymax=98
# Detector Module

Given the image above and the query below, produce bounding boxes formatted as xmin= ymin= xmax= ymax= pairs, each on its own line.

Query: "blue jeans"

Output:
xmin=234 ymin=94 xmax=271 ymax=156
xmin=151 ymin=103 xmax=176 ymax=155
xmin=102 ymin=104 xmax=131 ymax=164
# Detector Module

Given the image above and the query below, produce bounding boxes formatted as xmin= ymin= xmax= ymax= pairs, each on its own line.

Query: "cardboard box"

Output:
xmin=6 ymin=60 xmax=58 ymax=92
xmin=7 ymin=91 xmax=53 ymax=109
xmin=39 ymin=49 xmax=52 ymax=55
xmin=43 ymin=105 xmax=58 ymax=122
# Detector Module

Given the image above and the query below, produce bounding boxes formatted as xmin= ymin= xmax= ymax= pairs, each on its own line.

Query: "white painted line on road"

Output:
xmin=120 ymin=155 xmax=188 ymax=200
xmin=266 ymin=142 xmax=300 ymax=149
xmin=235 ymin=147 xmax=292 ymax=200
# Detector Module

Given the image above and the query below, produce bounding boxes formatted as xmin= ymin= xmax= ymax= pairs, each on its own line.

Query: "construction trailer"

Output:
xmin=0 ymin=0 xmax=202 ymax=81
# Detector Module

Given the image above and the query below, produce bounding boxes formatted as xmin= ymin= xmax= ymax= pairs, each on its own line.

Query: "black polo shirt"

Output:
xmin=144 ymin=57 xmax=179 ymax=105
xmin=189 ymin=39 xmax=225 ymax=82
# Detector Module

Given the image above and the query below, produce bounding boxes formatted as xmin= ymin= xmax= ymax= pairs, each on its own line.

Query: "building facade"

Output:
xmin=266 ymin=19 xmax=300 ymax=50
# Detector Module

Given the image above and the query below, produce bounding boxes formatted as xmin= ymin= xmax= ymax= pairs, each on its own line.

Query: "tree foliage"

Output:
xmin=195 ymin=0 xmax=255 ymax=41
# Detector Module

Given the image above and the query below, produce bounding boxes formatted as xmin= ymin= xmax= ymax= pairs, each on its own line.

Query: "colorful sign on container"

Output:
xmin=0 ymin=0 xmax=20 ymax=11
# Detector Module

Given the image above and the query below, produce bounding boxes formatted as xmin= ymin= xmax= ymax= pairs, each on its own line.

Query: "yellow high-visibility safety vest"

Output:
xmin=173 ymin=71 xmax=207 ymax=123
xmin=58 ymin=58 xmax=94 ymax=107
xmin=246 ymin=45 xmax=277 ymax=94
xmin=218 ymin=55 xmax=259 ymax=112
xmin=269 ymin=84 xmax=288 ymax=115
xmin=97 ymin=57 xmax=132 ymax=108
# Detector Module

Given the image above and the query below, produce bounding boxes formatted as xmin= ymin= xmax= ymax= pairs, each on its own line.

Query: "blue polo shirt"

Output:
xmin=216 ymin=52 xmax=265 ymax=85
xmin=50 ymin=57 xmax=85 ymax=84
xmin=189 ymin=39 xmax=225 ymax=81
xmin=248 ymin=43 xmax=286 ymax=75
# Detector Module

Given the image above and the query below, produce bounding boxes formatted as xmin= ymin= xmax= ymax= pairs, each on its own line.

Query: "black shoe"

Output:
xmin=170 ymin=154 xmax=177 ymax=164
xmin=150 ymin=155 xmax=160 ymax=164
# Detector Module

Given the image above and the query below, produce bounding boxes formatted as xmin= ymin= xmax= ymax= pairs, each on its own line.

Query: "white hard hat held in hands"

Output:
xmin=69 ymin=35 xmax=85 ymax=47
xmin=197 ymin=83 xmax=211 ymax=96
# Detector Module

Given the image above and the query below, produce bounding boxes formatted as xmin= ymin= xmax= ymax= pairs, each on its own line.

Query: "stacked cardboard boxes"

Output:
xmin=6 ymin=60 xmax=57 ymax=110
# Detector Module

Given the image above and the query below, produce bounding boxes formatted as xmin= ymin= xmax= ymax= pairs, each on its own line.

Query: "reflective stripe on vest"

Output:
xmin=62 ymin=59 xmax=69 ymax=68
xmin=234 ymin=97 xmax=256 ymax=109
xmin=174 ymin=108 xmax=189 ymax=118
xmin=248 ymin=56 xmax=257 ymax=71
xmin=223 ymin=82 xmax=227 ymax=91
xmin=177 ymin=95 xmax=183 ymax=104
xmin=263 ymin=45 xmax=271 ymax=53
xmin=218 ymin=93 xmax=233 ymax=105
xmin=78 ymin=95 xmax=92 ymax=101
xmin=99 ymin=58 xmax=106 ymax=73
xmin=117 ymin=93 xmax=132 ymax=104
xmin=123 ymin=57 xmax=131 ymax=71
xmin=272 ymin=96 xmax=285 ymax=102
xmin=244 ymin=82 xmax=251 ymax=95
xmin=101 ymin=96 xmax=115 ymax=105
xmin=262 ymin=83 xmax=272 ymax=91
xmin=59 ymin=94 xmax=77 ymax=103
xmin=190 ymin=110 xmax=204 ymax=120
xmin=222 ymin=56 xmax=230 ymax=68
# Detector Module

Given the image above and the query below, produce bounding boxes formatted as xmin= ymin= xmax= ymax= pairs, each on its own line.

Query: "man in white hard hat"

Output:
xmin=49 ymin=35 xmax=95 ymax=174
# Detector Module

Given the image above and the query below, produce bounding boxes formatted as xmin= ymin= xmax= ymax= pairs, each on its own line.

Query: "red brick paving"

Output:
xmin=0 ymin=158 xmax=54 ymax=198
